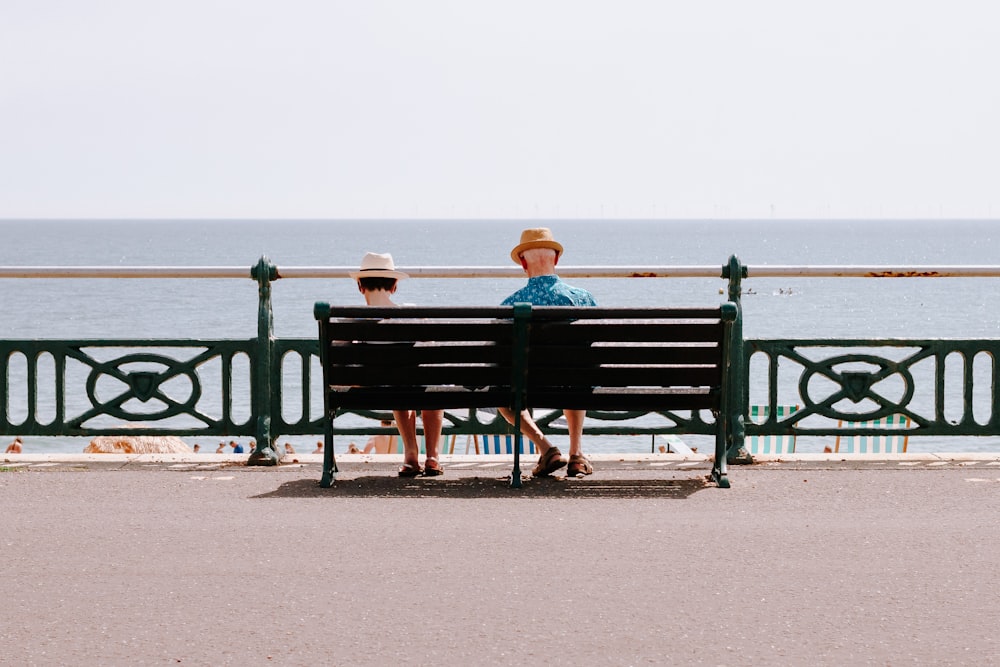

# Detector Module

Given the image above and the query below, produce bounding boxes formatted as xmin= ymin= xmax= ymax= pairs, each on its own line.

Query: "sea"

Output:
xmin=3 ymin=218 xmax=1000 ymax=455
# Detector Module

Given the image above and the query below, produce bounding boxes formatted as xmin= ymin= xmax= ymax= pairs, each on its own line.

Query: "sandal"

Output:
xmin=532 ymin=446 xmax=567 ymax=477
xmin=566 ymin=454 xmax=593 ymax=477
xmin=422 ymin=457 xmax=444 ymax=477
xmin=398 ymin=463 xmax=423 ymax=478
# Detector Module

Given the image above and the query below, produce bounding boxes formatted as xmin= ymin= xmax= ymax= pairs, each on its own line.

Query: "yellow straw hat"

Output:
xmin=510 ymin=227 xmax=564 ymax=264
xmin=348 ymin=252 xmax=409 ymax=280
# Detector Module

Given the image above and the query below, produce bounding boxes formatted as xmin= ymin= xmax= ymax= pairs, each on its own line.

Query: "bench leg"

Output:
xmin=320 ymin=415 xmax=339 ymax=488
xmin=712 ymin=420 xmax=732 ymax=489
xmin=510 ymin=411 xmax=523 ymax=489
xmin=711 ymin=463 xmax=731 ymax=489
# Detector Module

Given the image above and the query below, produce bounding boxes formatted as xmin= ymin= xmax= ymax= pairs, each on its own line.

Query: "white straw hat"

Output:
xmin=349 ymin=252 xmax=409 ymax=280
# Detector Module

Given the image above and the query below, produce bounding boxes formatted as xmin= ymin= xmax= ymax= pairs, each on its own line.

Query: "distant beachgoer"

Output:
xmin=363 ymin=420 xmax=396 ymax=454
xmin=497 ymin=228 xmax=596 ymax=478
xmin=193 ymin=444 xmax=201 ymax=453
xmin=284 ymin=443 xmax=296 ymax=455
xmin=313 ymin=441 xmax=323 ymax=454
xmin=216 ymin=442 xmax=226 ymax=454
xmin=346 ymin=443 xmax=362 ymax=454
xmin=5 ymin=437 xmax=23 ymax=454
xmin=230 ymin=441 xmax=244 ymax=454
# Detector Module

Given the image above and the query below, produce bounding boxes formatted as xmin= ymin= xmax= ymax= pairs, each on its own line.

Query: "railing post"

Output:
xmin=248 ymin=255 xmax=280 ymax=466
xmin=723 ymin=255 xmax=751 ymax=464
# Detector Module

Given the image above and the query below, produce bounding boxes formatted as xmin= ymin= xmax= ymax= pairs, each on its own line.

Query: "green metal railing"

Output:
xmin=744 ymin=339 xmax=1000 ymax=437
xmin=4 ymin=255 xmax=1000 ymax=464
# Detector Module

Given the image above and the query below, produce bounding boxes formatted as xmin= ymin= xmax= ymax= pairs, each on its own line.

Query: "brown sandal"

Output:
xmin=566 ymin=454 xmax=593 ymax=477
xmin=532 ymin=446 xmax=567 ymax=477
xmin=422 ymin=457 xmax=444 ymax=477
xmin=398 ymin=463 xmax=423 ymax=477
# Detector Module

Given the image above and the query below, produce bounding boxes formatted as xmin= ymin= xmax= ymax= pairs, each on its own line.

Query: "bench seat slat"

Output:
xmin=328 ymin=388 xmax=513 ymax=411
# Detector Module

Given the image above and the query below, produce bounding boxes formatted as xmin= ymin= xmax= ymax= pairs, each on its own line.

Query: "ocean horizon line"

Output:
xmin=3 ymin=216 xmax=998 ymax=223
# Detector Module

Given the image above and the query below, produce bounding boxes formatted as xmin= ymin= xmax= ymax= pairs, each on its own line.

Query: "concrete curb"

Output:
xmin=5 ymin=451 xmax=1000 ymax=465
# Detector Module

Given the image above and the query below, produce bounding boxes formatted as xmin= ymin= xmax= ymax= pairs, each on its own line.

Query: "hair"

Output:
xmin=358 ymin=277 xmax=398 ymax=292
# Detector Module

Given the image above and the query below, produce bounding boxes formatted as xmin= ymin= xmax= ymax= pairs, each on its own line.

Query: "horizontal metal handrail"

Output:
xmin=0 ymin=267 xmax=253 ymax=279
xmin=4 ymin=264 xmax=1000 ymax=280
xmin=6 ymin=255 xmax=1000 ymax=465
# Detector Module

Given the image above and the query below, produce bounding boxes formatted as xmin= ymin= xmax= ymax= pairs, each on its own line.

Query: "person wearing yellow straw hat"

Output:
xmin=497 ymin=228 xmax=596 ymax=477
xmin=351 ymin=252 xmax=445 ymax=477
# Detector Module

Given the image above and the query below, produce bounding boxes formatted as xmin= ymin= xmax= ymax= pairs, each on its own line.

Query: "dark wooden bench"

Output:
xmin=314 ymin=303 xmax=741 ymax=488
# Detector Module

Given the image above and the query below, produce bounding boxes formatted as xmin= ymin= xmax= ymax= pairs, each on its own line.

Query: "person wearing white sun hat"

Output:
xmin=352 ymin=252 xmax=445 ymax=478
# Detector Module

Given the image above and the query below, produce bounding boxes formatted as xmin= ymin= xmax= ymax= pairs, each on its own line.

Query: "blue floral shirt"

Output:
xmin=501 ymin=274 xmax=597 ymax=307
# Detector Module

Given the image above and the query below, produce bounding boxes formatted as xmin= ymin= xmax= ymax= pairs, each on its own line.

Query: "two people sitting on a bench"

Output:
xmin=352 ymin=227 xmax=595 ymax=480
xmin=352 ymin=252 xmax=445 ymax=478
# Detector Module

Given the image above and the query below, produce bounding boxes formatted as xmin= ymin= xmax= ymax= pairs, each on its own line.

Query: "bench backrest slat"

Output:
xmin=327 ymin=342 xmax=512 ymax=366
xmin=525 ymin=306 xmax=723 ymax=320
xmin=530 ymin=387 xmax=719 ymax=411
xmin=529 ymin=365 xmax=721 ymax=387
xmin=332 ymin=365 xmax=511 ymax=387
xmin=546 ymin=344 xmax=720 ymax=365
xmin=330 ymin=321 xmax=515 ymax=344
xmin=531 ymin=321 xmax=725 ymax=344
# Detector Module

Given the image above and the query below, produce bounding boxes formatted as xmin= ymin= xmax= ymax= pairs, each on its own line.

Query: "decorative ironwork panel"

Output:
xmin=746 ymin=339 xmax=1000 ymax=436
xmin=273 ymin=339 xmax=324 ymax=435
xmin=1 ymin=340 xmax=257 ymax=437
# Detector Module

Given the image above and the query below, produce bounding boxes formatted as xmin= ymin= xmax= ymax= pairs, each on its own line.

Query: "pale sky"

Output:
xmin=1 ymin=1 xmax=997 ymax=219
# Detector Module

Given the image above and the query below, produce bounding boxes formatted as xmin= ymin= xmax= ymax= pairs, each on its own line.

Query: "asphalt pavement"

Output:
xmin=2 ymin=453 xmax=999 ymax=666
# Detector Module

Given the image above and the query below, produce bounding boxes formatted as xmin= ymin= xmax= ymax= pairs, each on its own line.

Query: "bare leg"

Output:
xmin=392 ymin=410 xmax=421 ymax=468
xmin=497 ymin=408 xmax=557 ymax=454
xmin=420 ymin=409 xmax=444 ymax=462
xmin=564 ymin=409 xmax=586 ymax=458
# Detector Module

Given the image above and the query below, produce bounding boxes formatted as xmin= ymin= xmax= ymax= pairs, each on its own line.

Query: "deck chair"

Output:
xmin=652 ymin=434 xmax=696 ymax=455
xmin=835 ymin=414 xmax=911 ymax=454
xmin=746 ymin=404 xmax=799 ymax=455
xmin=462 ymin=433 xmax=536 ymax=455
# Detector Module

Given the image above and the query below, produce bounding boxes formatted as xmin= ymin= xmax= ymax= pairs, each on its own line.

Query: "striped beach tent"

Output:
xmin=479 ymin=434 xmax=536 ymax=455
xmin=835 ymin=414 xmax=911 ymax=454
xmin=746 ymin=404 xmax=799 ymax=455
xmin=460 ymin=433 xmax=536 ymax=455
